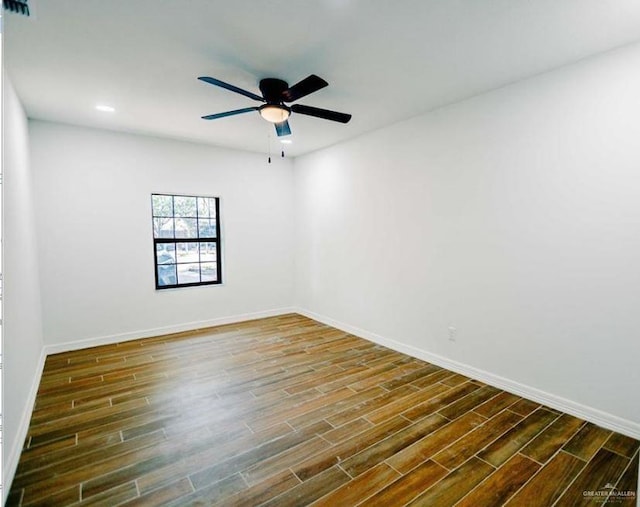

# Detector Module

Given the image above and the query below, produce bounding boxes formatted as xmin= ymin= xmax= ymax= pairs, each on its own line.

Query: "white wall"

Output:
xmin=29 ymin=122 xmax=295 ymax=348
xmin=3 ymin=77 xmax=46 ymax=493
xmin=294 ymin=42 xmax=640 ymax=433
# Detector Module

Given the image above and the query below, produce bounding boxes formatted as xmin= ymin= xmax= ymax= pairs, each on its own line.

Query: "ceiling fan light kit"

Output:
xmin=198 ymin=74 xmax=351 ymax=139
xmin=259 ymin=104 xmax=290 ymax=123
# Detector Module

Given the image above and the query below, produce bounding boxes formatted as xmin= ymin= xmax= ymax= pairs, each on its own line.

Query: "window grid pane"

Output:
xmin=174 ymin=196 xmax=197 ymax=218
xmin=197 ymin=197 xmax=213 ymax=219
xmin=154 ymin=217 xmax=175 ymax=239
xmin=152 ymin=195 xmax=174 ymax=218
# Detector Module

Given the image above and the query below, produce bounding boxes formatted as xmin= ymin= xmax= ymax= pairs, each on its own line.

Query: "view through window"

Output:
xmin=151 ymin=194 xmax=222 ymax=289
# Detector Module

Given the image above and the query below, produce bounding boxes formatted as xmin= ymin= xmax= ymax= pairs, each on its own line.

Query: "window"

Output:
xmin=151 ymin=194 xmax=222 ymax=289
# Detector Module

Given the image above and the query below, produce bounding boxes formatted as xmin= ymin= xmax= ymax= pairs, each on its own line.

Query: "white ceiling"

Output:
xmin=4 ymin=0 xmax=640 ymax=157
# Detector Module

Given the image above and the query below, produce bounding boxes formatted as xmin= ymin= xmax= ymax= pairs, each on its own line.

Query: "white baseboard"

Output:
xmin=5 ymin=306 xmax=637 ymax=503
xmin=3 ymin=347 xmax=47 ymax=504
xmin=296 ymin=308 xmax=640 ymax=441
xmin=44 ymin=307 xmax=297 ymax=355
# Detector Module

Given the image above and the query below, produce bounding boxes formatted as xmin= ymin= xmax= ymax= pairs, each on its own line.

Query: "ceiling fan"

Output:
xmin=198 ymin=74 xmax=352 ymax=137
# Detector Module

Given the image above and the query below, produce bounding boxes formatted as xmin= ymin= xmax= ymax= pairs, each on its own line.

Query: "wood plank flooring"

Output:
xmin=7 ymin=314 xmax=639 ymax=506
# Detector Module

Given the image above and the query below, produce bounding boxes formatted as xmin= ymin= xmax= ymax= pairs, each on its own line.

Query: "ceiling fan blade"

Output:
xmin=201 ymin=107 xmax=259 ymax=120
xmin=282 ymin=75 xmax=328 ymax=103
xmin=274 ymin=120 xmax=292 ymax=137
xmin=198 ymin=77 xmax=265 ymax=102
xmin=291 ymin=104 xmax=352 ymax=123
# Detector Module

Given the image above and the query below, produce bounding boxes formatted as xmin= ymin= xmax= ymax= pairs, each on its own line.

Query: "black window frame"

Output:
xmin=151 ymin=193 xmax=222 ymax=290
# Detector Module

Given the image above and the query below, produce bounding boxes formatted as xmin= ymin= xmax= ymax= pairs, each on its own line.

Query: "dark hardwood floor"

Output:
xmin=7 ymin=314 xmax=639 ymax=506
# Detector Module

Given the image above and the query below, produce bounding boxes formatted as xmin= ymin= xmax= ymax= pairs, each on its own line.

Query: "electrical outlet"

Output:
xmin=448 ymin=326 xmax=457 ymax=342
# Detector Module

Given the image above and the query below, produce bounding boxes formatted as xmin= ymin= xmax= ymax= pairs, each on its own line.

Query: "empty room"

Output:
xmin=2 ymin=1 xmax=639 ymax=506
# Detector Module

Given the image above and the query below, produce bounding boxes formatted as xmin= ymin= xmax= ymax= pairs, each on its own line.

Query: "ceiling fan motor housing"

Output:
xmin=259 ymin=78 xmax=289 ymax=104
